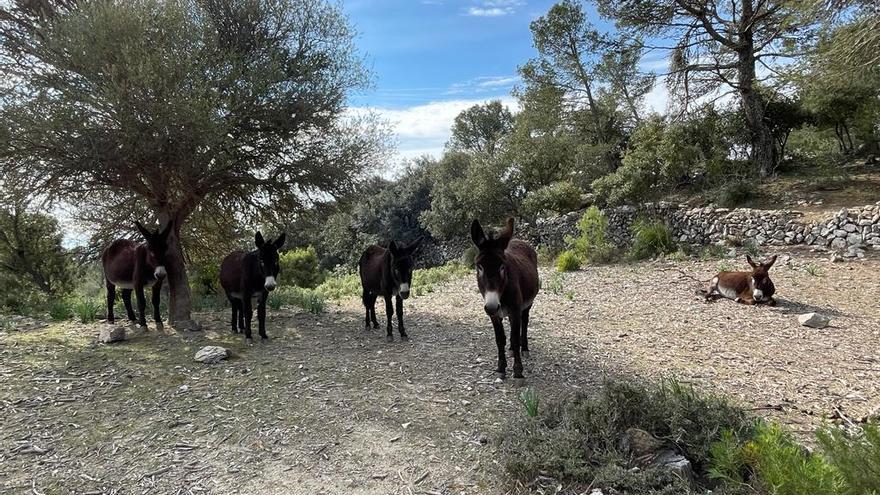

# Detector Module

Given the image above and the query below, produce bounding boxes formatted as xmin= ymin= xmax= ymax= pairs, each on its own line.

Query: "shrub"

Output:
xmin=568 ymin=206 xmax=614 ymax=264
xmin=315 ymin=270 xmax=361 ymax=300
xmin=555 ymin=250 xmax=581 ymax=272
xmin=72 ymin=298 xmax=101 ymax=323
xmin=629 ymin=218 xmax=676 ymax=260
xmin=279 ymin=246 xmax=323 ymax=288
xmin=48 ymin=299 xmax=72 ymax=321
xmin=461 ymin=245 xmax=478 ymax=267
xmin=716 ymin=181 xmax=755 ymax=208
xmin=746 ymin=423 xmax=841 ymax=495
xmin=817 ymin=423 xmax=880 ymax=495
xmin=501 ymin=379 xmax=754 ymax=493
xmin=519 ymin=388 xmax=540 ymax=418
xmin=521 ymin=181 xmax=583 ymax=218
xmin=411 ymin=262 xmax=471 ymax=296
xmin=270 ymin=287 xmax=326 ymax=314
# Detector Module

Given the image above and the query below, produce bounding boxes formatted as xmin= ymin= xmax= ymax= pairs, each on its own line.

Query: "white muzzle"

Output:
xmin=265 ymin=276 xmax=277 ymax=291
xmin=483 ymin=290 xmax=501 ymax=315
xmin=154 ymin=266 xmax=167 ymax=279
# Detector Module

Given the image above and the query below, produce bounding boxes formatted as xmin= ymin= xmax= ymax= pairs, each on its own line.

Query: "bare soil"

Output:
xmin=2 ymin=250 xmax=879 ymax=494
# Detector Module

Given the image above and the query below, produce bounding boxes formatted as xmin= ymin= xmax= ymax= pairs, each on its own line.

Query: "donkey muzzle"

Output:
xmin=264 ymin=276 xmax=277 ymax=292
xmin=399 ymin=283 xmax=410 ymax=300
xmin=154 ymin=266 xmax=167 ymax=279
xmin=483 ymin=291 xmax=501 ymax=315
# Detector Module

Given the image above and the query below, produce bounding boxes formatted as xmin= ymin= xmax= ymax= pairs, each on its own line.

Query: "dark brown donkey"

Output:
xmin=707 ymin=255 xmax=777 ymax=305
xmin=219 ymin=232 xmax=285 ymax=345
xmin=471 ymin=218 xmax=539 ymax=379
xmin=102 ymin=221 xmax=171 ymax=328
xmin=359 ymin=238 xmax=423 ymax=342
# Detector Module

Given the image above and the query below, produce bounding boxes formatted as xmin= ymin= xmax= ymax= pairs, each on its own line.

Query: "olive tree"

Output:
xmin=0 ymin=0 xmax=388 ymax=327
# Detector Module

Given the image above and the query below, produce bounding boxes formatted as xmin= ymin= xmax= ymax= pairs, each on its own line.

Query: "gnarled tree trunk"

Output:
xmin=157 ymin=207 xmax=198 ymax=331
xmin=737 ymin=5 xmax=776 ymax=178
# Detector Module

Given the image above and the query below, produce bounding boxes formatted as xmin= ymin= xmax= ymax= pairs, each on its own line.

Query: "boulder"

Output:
xmin=99 ymin=326 xmax=127 ymax=343
xmin=653 ymin=450 xmax=694 ymax=485
xmin=798 ymin=313 xmax=830 ymax=329
xmin=194 ymin=346 xmax=230 ymax=364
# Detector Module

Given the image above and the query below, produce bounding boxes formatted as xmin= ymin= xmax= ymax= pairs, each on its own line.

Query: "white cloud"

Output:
xmin=464 ymin=0 xmax=524 ymax=17
xmin=447 ymin=74 xmax=521 ymax=95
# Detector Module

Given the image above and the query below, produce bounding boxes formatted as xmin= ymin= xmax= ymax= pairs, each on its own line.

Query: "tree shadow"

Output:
xmin=770 ymin=297 xmax=848 ymax=318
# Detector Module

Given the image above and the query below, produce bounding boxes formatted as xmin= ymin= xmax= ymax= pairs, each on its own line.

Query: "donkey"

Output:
xmin=102 ymin=221 xmax=171 ymax=328
xmin=359 ymin=237 xmax=423 ymax=342
xmin=219 ymin=232 xmax=286 ymax=344
xmin=471 ymin=218 xmax=539 ymax=379
xmin=707 ymin=255 xmax=777 ymax=305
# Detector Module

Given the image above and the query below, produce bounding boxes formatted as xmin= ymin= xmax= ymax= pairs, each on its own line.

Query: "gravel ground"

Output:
xmin=1 ymin=248 xmax=878 ymax=494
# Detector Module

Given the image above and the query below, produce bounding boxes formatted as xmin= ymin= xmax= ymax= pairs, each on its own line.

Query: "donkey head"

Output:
xmin=255 ymin=231 xmax=286 ymax=292
xmin=135 ymin=221 xmax=172 ymax=279
xmin=746 ymin=254 xmax=777 ymax=302
xmin=388 ymin=237 xmax=423 ymax=300
xmin=471 ymin=218 xmax=514 ymax=316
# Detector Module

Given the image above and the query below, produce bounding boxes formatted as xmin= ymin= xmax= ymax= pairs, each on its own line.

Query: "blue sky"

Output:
xmin=342 ymin=0 xmax=670 ymax=165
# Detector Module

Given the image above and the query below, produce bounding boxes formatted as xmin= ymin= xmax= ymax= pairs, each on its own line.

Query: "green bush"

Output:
xmin=270 ymin=286 xmax=326 ymax=314
xmin=716 ymin=181 xmax=755 ymax=208
xmin=315 ymin=270 xmax=361 ymax=300
xmin=521 ymin=181 xmax=583 ymax=218
xmin=48 ymin=299 xmax=72 ymax=321
xmin=501 ymin=379 xmax=754 ymax=493
xmin=279 ymin=246 xmax=323 ymax=288
xmin=461 ymin=245 xmax=478 ymax=267
xmin=817 ymin=423 xmax=880 ymax=495
xmin=72 ymin=298 xmax=101 ymax=323
xmin=629 ymin=218 xmax=676 ymax=260
xmin=746 ymin=423 xmax=841 ymax=495
xmin=555 ymin=250 xmax=581 ymax=272
xmin=411 ymin=262 xmax=471 ymax=296
xmin=568 ymin=206 xmax=614 ymax=264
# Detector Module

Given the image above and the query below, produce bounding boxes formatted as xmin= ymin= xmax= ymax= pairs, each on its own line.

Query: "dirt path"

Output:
xmin=2 ymin=251 xmax=879 ymax=494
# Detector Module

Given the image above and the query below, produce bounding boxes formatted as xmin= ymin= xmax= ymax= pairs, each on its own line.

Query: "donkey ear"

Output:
xmin=135 ymin=221 xmax=152 ymax=239
xmin=746 ymin=255 xmax=758 ymax=269
xmin=274 ymin=233 xmax=286 ymax=249
xmin=389 ymin=240 xmax=402 ymax=256
xmin=470 ymin=220 xmax=487 ymax=248
xmin=495 ymin=217 xmax=514 ymax=250
xmin=764 ymin=255 xmax=778 ymax=269
xmin=406 ymin=236 xmax=423 ymax=253
xmin=255 ymin=231 xmax=266 ymax=248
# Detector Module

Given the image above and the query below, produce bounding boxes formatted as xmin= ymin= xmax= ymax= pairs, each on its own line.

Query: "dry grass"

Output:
xmin=1 ymin=248 xmax=879 ymax=493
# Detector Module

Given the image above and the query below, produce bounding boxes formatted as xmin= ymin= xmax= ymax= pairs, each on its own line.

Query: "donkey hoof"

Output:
xmin=372 ymin=323 xmax=379 ymax=329
xmin=400 ymin=334 xmax=409 ymax=342
xmin=386 ymin=335 xmax=394 ymax=343
xmin=522 ymin=350 xmax=530 ymax=359
xmin=260 ymin=336 xmax=269 ymax=343
xmin=245 ymin=338 xmax=254 ymax=346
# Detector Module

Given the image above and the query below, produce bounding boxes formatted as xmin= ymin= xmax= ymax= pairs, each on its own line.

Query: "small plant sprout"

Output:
xmin=805 ymin=263 xmax=821 ymax=277
xmin=519 ymin=387 xmax=539 ymax=417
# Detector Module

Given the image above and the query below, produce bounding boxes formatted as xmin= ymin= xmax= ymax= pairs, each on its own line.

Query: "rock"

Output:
xmin=653 ymin=450 xmax=694 ymax=485
xmin=798 ymin=313 xmax=830 ymax=329
xmin=99 ymin=326 xmax=127 ymax=343
xmin=623 ymin=428 xmax=663 ymax=457
xmin=194 ymin=346 xmax=229 ymax=364
xmin=829 ymin=253 xmax=845 ymax=263
xmin=844 ymin=223 xmax=858 ymax=233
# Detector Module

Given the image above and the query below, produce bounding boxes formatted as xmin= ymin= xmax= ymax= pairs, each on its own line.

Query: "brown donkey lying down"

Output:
xmin=707 ymin=255 xmax=777 ymax=305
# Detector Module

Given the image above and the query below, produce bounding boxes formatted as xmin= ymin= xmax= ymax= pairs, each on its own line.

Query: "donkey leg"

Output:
xmin=362 ymin=290 xmax=371 ymax=331
xmin=257 ymin=293 xmax=268 ymax=341
xmin=228 ymin=298 xmax=240 ymax=334
xmin=491 ymin=316 xmax=507 ymax=377
xmin=243 ymin=295 xmax=254 ymax=344
xmin=151 ymin=279 xmax=163 ymax=329
xmin=395 ymin=295 xmax=408 ymax=340
xmin=521 ymin=306 xmax=531 ymax=359
xmin=105 ymin=281 xmax=116 ymax=323
xmin=135 ymin=286 xmax=148 ymax=328
xmin=121 ymin=289 xmax=136 ymax=322
xmin=370 ymin=295 xmax=380 ymax=328
xmin=509 ymin=312 xmax=524 ymax=379
xmin=384 ymin=295 xmax=394 ymax=342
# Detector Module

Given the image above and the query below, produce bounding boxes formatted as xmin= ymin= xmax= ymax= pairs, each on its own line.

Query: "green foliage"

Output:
xmin=448 ymin=100 xmax=514 ymax=157
xmin=461 ymin=246 xmax=478 ymax=267
xmin=411 ymin=262 xmax=471 ymax=296
xmin=314 ymin=270 xmax=362 ymax=301
xmin=716 ymin=181 xmax=755 ymax=208
xmin=817 ymin=423 xmax=880 ymax=495
xmin=805 ymin=263 xmax=821 ymax=277
xmin=555 ymin=250 xmax=582 ymax=272
xmin=279 ymin=246 xmax=323 ymax=289
xmin=270 ymin=287 xmax=326 ymax=314
xmin=568 ymin=206 xmax=614 ymax=264
xmin=746 ymin=423 xmax=841 ymax=495
xmin=48 ymin=300 xmax=72 ymax=321
xmin=72 ymin=298 xmax=101 ymax=323
xmin=545 ymin=271 xmax=566 ymax=295
xmin=708 ymin=429 xmax=749 ymax=484
xmin=629 ymin=218 xmax=676 ymax=260
xmin=501 ymin=379 xmax=754 ymax=492
xmin=521 ymin=181 xmax=583 ymax=219
xmin=519 ymin=388 xmax=540 ymax=418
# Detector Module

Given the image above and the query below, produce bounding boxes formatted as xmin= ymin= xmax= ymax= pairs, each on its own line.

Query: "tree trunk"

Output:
xmin=158 ymin=208 xmax=199 ymax=331
xmin=737 ymin=51 xmax=776 ymax=178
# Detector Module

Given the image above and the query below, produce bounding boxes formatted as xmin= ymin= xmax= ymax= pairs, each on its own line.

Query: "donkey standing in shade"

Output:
xmin=359 ymin=237 xmax=423 ymax=342
xmin=471 ymin=218 xmax=539 ymax=379
xmin=707 ymin=255 xmax=777 ymax=305
xmin=219 ymin=232 xmax=285 ymax=344
xmin=102 ymin=221 xmax=171 ymax=328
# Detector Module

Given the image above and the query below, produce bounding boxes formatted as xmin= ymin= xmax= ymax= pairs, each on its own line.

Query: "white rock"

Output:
xmin=99 ymin=326 xmax=126 ymax=343
xmin=194 ymin=346 xmax=229 ymax=364
xmin=798 ymin=313 xmax=830 ymax=329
